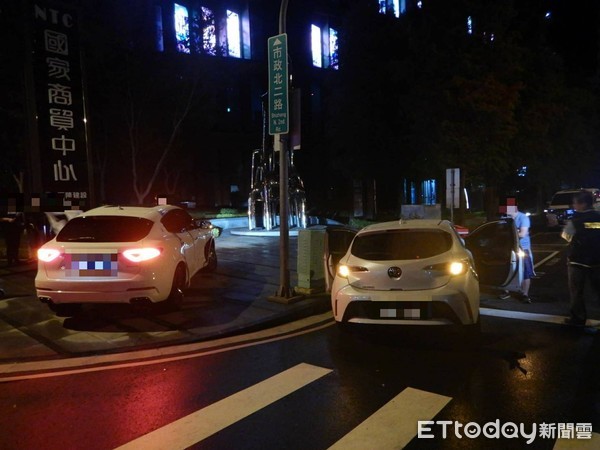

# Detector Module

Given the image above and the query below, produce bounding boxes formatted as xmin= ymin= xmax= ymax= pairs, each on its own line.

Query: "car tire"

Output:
xmin=51 ymin=303 xmax=82 ymax=317
xmin=203 ymin=241 xmax=217 ymax=273
xmin=166 ymin=265 xmax=186 ymax=309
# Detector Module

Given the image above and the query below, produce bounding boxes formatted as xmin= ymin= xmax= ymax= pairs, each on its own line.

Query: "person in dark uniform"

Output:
xmin=561 ymin=190 xmax=600 ymax=326
xmin=1 ymin=212 xmax=23 ymax=266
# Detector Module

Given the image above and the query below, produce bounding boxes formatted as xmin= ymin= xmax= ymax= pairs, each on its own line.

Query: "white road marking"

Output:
xmin=0 ymin=312 xmax=334 ymax=382
xmin=554 ymin=433 xmax=600 ymax=449
xmin=534 ymin=251 xmax=560 ymax=269
xmin=328 ymin=387 xmax=451 ymax=450
xmin=115 ymin=363 xmax=332 ymax=450
xmin=480 ymin=307 xmax=600 ymax=327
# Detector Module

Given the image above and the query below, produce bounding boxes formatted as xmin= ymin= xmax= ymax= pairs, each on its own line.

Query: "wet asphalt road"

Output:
xmin=2 ymin=229 xmax=600 ymax=449
xmin=1 ymin=313 xmax=599 ymax=450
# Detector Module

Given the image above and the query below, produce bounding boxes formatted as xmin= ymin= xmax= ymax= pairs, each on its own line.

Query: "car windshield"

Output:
xmin=57 ymin=216 xmax=154 ymax=242
xmin=551 ymin=193 xmax=575 ymax=206
xmin=351 ymin=229 xmax=453 ymax=261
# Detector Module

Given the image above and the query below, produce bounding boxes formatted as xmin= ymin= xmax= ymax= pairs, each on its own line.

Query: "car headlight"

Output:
xmin=337 ymin=265 xmax=368 ymax=278
xmin=38 ymin=248 xmax=61 ymax=262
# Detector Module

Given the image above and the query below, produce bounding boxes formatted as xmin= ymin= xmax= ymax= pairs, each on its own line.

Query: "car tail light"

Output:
xmin=38 ymin=248 xmax=61 ymax=262
xmin=123 ymin=248 xmax=161 ymax=262
xmin=337 ymin=265 xmax=368 ymax=278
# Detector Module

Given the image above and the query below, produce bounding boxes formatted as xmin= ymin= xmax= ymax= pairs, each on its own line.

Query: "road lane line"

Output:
xmin=534 ymin=251 xmax=560 ymax=269
xmin=480 ymin=307 xmax=600 ymax=327
xmin=328 ymin=388 xmax=451 ymax=450
xmin=554 ymin=433 xmax=600 ymax=449
xmin=0 ymin=312 xmax=334 ymax=382
xmin=115 ymin=363 xmax=332 ymax=450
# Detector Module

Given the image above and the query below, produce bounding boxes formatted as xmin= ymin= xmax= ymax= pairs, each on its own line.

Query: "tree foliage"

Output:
xmin=324 ymin=0 xmax=600 ymax=215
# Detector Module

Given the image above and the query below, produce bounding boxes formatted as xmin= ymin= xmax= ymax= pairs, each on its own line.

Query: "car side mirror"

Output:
xmin=195 ymin=219 xmax=213 ymax=230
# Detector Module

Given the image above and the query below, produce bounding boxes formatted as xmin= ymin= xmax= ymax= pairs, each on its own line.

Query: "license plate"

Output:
xmin=380 ymin=308 xmax=397 ymax=318
xmin=65 ymin=253 xmax=118 ymax=277
xmin=379 ymin=308 xmax=421 ymax=319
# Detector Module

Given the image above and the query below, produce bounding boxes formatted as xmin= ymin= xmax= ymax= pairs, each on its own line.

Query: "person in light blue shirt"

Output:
xmin=508 ymin=205 xmax=534 ymax=303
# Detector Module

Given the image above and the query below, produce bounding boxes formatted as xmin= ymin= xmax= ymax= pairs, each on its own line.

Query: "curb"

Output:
xmin=0 ymin=294 xmax=331 ymax=365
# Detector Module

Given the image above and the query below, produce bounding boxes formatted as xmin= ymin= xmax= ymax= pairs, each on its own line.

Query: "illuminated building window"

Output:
xmin=467 ymin=16 xmax=473 ymax=35
xmin=170 ymin=4 xmax=250 ymax=59
xmin=311 ymin=24 xmax=322 ymax=68
xmin=422 ymin=179 xmax=437 ymax=205
xmin=379 ymin=0 xmax=405 ymax=17
xmin=227 ymin=10 xmax=241 ymax=58
xmin=417 ymin=0 xmax=423 ymax=9
xmin=329 ymin=28 xmax=339 ymax=70
xmin=201 ymin=6 xmax=216 ymax=55
xmin=174 ymin=3 xmax=190 ymax=53
xmin=155 ymin=6 xmax=164 ymax=52
xmin=312 ymin=24 xmax=340 ymax=70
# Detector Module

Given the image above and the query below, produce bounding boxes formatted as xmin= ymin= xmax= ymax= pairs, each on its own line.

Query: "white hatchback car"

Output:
xmin=330 ymin=219 xmax=522 ymax=329
xmin=35 ymin=205 xmax=217 ymax=315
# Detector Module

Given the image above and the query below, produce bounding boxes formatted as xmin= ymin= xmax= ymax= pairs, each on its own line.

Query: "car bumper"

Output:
xmin=332 ymin=283 xmax=478 ymax=325
xmin=35 ymin=277 xmax=169 ymax=304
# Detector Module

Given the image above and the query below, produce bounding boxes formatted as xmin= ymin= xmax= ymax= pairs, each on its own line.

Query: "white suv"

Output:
xmin=35 ymin=205 xmax=217 ymax=315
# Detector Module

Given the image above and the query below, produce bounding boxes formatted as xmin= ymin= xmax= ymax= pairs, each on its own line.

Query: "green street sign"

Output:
xmin=268 ymin=33 xmax=289 ymax=135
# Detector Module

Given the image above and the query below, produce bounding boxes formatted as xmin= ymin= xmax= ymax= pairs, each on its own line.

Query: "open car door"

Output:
xmin=324 ymin=227 xmax=357 ymax=292
xmin=464 ymin=218 xmax=523 ymax=290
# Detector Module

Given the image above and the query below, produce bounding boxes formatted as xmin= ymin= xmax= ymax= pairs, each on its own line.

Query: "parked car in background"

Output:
xmin=545 ymin=188 xmax=600 ymax=227
xmin=35 ymin=205 xmax=217 ymax=315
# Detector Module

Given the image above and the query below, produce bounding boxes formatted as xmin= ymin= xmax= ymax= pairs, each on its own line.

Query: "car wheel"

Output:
xmin=50 ymin=303 xmax=82 ymax=317
xmin=166 ymin=265 xmax=186 ymax=309
xmin=203 ymin=241 xmax=218 ymax=272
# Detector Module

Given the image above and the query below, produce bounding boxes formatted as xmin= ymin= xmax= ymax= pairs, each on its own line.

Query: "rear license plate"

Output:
xmin=65 ymin=253 xmax=118 ymax=277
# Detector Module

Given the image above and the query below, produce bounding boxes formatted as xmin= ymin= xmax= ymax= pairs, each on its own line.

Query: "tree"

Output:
xmin=125 ymin=64 xmax=198 ymax=205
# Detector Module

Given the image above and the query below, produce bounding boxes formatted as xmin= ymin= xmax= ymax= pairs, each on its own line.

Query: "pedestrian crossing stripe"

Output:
xmin=328 ymin=387 xmax=452 ymax=450
xmin=114 ymin=363 xmax=598 ymax=450
xmin=114 ymin=363 xmax=332 ymax=450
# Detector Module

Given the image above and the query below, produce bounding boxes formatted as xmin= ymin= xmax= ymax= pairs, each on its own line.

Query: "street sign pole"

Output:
xmin=268 ymin=0 xmax=301 ymax=302
xmin=446 ymin=168 xmax=460 ymax=224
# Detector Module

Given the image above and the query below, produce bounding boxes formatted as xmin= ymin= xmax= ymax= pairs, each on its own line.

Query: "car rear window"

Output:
xmin=351 ymin=229 xmax=453 ymax=261
xmin=57 ymin=216 xmax=154 ymax=243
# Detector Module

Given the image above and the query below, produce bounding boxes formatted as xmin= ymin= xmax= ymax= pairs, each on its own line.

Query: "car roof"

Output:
xmin=78 ymin=205 xmax=182 ymax=221
xmin=358 ymin=219 xmax=454 ymax=234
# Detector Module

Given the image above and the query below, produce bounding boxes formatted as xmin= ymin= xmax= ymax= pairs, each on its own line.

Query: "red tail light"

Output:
xmin=123 ymin=248 xmax=161 ymax=262
xmin=38 ymin=248 xmax=61 ymax=262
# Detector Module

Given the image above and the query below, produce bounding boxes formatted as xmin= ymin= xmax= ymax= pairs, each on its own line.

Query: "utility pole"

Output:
xmin=276 ymin=0 xmax=291 ymax=299
xmin=269 ymin=0 xmax=302 ymax=303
